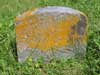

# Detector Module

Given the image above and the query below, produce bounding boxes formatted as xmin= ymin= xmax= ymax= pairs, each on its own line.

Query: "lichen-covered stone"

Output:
xmin=15 ymin=6 xmax=88 ymax=62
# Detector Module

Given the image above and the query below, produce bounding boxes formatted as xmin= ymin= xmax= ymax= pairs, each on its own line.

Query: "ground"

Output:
xmin=0 ymin=0 xmax=100 ymax=75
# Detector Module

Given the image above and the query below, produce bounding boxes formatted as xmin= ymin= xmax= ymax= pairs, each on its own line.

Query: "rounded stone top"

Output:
xmin=34 ymin=6 xmax=82 ymax=14
xmin=16 ymin=6 xmax=87 ymax=21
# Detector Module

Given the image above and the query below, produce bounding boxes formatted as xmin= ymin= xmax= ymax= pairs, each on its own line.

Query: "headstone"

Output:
xmin=15 ymin=6 xmax=87 ymax=62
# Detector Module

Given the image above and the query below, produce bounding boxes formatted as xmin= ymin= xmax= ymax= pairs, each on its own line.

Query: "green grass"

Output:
xmin=0 ymin=0 xmax=100 ymax=75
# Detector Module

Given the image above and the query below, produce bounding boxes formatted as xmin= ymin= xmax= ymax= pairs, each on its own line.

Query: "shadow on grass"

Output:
xmin=10 ymin=38 xmax=18 ymax=62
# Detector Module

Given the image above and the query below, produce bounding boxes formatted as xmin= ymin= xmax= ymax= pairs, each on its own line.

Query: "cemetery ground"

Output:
xmin=0 ymin=0 xmax=100 ymax=75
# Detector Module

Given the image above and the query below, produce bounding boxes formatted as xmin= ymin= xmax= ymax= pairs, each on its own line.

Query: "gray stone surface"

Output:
xmin=16 ymin=6 xmax=87 ymax=62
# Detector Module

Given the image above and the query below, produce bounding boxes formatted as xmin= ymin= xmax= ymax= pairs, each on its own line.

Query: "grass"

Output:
xmin=0 ymin=0 xmax=100 ymax=75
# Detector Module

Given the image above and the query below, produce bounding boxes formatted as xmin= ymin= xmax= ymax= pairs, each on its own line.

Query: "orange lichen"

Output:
xmin=16 ymin=14 xmax=86 ymax=51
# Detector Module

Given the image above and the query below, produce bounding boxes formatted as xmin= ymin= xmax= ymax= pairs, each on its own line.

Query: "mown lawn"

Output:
xmin=0 ymin=0 xmax=100 ymax=75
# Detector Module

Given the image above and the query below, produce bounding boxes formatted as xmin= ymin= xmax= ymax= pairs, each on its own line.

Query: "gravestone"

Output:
xmin=15 ymin=6 xmax=87 ymax=62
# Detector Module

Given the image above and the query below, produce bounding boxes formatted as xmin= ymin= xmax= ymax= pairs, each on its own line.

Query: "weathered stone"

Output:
xmin=15 ymin=6 xmax=88 ymax=62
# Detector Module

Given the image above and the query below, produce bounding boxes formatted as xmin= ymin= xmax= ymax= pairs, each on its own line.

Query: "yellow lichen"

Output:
xmin=16 ymin=14 xmax=87 ymax=51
